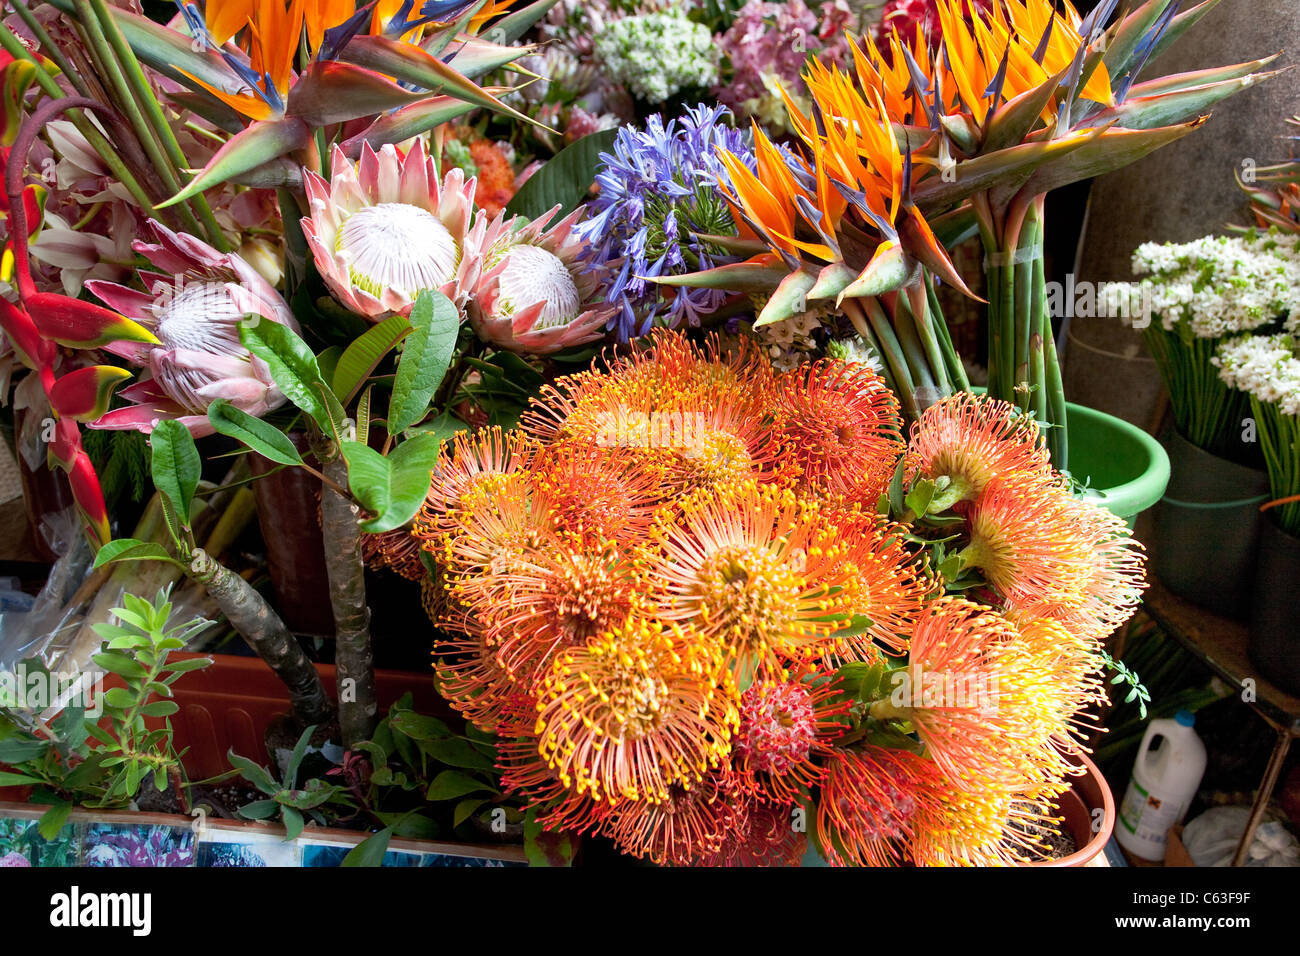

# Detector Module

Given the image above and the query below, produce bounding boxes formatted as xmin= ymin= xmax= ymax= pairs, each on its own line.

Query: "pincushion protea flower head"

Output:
xmin=599 ymin=767 xmax=744 ymax=865
xmin=467 ymin=205 xmax=616 ymax=354
xmin=906 ymin=391 xmax=1053 ymax=505
xmin=302 ymin=140 xmax=482 ymax=320
xmin=84 ymin=220 xmax=298 ymax=436
xmin=816 ymin=746 xmax=938 ymax=867
xmin=533 ymin=617 xmax=735 ymax=805
xmin=774 ymin=357 xmax=904 ymax=505
xmin=733 ymin=668 xmax=849 ymax=805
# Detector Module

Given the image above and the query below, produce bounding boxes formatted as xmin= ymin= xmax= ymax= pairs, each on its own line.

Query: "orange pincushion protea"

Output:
xmin=646 ymin=480 xmax=868 ymax=683
xmin=869 ymin=598 xmax=1100 ymax=793
xmin=431 ymin=614 xmax=534 ymax=736
xmin=962 ymin=477 xmax=1146 ymax=639
xmin=816 ymin=746 xmax=940 ymax=867
xmin=599 ymin=768 xmax=745 ymax=866
xmin=908 ymin=771 xmax=1064 ymax=867
xmin=690 ymin=791 xmax=806 ymax=867
xmin=773 ymin=358 xmax=905 ymax=505
xmin=475 ymin=537 xmax=646 ymax=683
xmin=533 ymin=618 xmax=735 ymax=804
xmin=905 ymin=391 xmax=1053 ymax=505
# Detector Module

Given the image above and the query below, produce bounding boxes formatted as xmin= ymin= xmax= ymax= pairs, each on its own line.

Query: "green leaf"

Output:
xmin=887 ymin=457 xmax=907 ymax=515
xmin=418 ymin=737 xmax=495 ymax=771
xmin=452 ymin=797 xmax=489 ymax=827
xmin=160 ymin=117 xmax=312 ymax=208
xmin=506 ymin=129 xmax=616 ymax=221
xmin=284 ymin=725 xmax=317 ymax=790
xmin=905 ymin=478 xmax=936 ymax=518
xmin=388 ymin=291 xmax=460 ymax=434
xmin=140 ymin=700 xmax=179 ymax=718
xmin=149 ymin=419 xmax=200 ymax=530
xmin=524 ymin=808 xmax=574 ymax=867
xmin=91 ymin=652 xmax=147 ymax=680
xmin=207 ymin=399 xmax=304 ymax=466
xmin=407 ymin=409 xmax=469 ymax=446
xmin=387 ymin=710 xmax=451 ymax=741
xmin=426 ymin=770 xmax=491 ymax=802
xmin=240 ymin=318 xmax=343 ymax=433
xmin=340 ymin=432 xmax=443 ymax=533
xmin=37 ymin=803 xmax=72 ymax=841
xmin=333 ymin=314 xmax=413 ymax=404
xmin=92 ymin=538 xmax=178 ymax=569
xmin=280 ymin=806 xmax=305 ymax=841
xmin=238 ymin=798 xmax=280 ymax=821
xmin=228 ymin=751 xmax=281 ymax=795
xmin=102 ymin=687 xmax=136 ymax=709
xmin=164 ymin=656 xmax=214 ymax=674
xmin=342 ymin=828 xmax=392 ymax=866
xmin=0 ymin=770 xmax=42 ymax=786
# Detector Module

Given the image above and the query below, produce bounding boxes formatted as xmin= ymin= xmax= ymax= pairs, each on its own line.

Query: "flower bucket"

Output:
xmin=1028 ymin=751 xmax=1115 ymax=868
xmin=1152 ymin=430 xmax=1269 ymax=618
xmin=1248 ymin=517 xmax=1300 ymax=696
xmin=1066 ymin=402 xmax=1171 ymax=527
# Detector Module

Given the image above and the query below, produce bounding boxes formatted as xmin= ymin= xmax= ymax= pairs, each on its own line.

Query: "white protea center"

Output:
xmin=493 ymin=243 xmax=582 ymax=328
xmin=151 ymin=281 xmax=249 ymax=411
xmin=336 ymin=202 xmax=459 ymax=300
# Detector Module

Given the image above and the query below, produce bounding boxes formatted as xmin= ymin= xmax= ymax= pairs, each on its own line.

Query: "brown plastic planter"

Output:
xmin=1029 ymin=751 xmax=1115 ymax=868
xmin=155 ymin=653 xmax=455 ymax=779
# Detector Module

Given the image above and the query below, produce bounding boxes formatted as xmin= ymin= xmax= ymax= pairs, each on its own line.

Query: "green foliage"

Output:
xmin=505 ymin=129 xmax=618 ymax=221
xmin=231 ymin=725 xmax=352 ymax=841
xmin=82 ymin=428 xmax=149 ymax=512
xmin=387 ymin=290 xmax=460 ymax=435
xmin=0 ymin=588 xmax=212 ymax=834
xmin=149 ymin=419 xmax=200 ymax=533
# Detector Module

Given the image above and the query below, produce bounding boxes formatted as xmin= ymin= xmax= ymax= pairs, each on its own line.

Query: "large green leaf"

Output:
xmin=505 ymin=129 xmax=617 ymax=221
xmin=240 ymin=319 xmax=343 ymax=434
xmin=332 ymin=314 xmax=413 ymax=404
xmin=339 ymin=432 xmax=442 ymax=533
xmin=426 ymin=770 xmax=492 ymax=802
xmin=149 ymin=420 xmax=200 ymax=530
xmin=207 ymin=399 xmax=304 ymax=466
xmin=93 ymin=538 xmax=180 ymax=569
xmin=387 ymin=291 xmax=459 ymax=435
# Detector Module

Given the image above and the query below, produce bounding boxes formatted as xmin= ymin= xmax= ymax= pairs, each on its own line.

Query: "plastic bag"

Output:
xmin=1180 ymin=806 xmax=1300 ymax=867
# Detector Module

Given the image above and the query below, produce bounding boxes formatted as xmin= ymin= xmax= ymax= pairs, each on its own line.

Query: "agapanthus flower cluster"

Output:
xmin=575 ymin=105 xmax=755 ymax=340
xmin=593 ymin=11 xmax=719 ymax=104
xmin=411 ymin=331 xmax=1144 ymax=866
xmin=1131 ymin=232 xmax=1300 ymax=337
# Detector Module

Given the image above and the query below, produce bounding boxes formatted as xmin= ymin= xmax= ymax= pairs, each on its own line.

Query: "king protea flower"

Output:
xmin=85 ymin=220 xmax=298 ymax=436
xmin=467 ymin=206 xmax=616 ymax=354
xmin=302 ymin=140 xmax=483 ymax=320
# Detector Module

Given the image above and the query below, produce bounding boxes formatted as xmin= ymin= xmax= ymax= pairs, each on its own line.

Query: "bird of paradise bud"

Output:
xmin=148 ymin=0 xmax=546 ymax=214
xmin=302 ymin=140 xmax=484 ymax=320
xmin=84 ymin=220 xmax=299 ymax=436
xmin=466 ymin=205 xmax=616 ymax=354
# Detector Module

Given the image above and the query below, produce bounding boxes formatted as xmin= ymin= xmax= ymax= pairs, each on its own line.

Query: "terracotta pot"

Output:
xmin=128 ymin=653 xmax=455 ymax=780
xmin=1029 ymin=751 xmax=1115 ymax=868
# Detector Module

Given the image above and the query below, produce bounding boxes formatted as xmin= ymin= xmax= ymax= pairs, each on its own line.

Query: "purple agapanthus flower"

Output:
xmin=574 ymin=104 xmax=757 ymax=341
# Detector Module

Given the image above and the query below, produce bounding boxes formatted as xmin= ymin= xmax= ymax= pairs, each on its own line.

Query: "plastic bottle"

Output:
xmin=1115 ymin=709 xmax=1208 ymax=861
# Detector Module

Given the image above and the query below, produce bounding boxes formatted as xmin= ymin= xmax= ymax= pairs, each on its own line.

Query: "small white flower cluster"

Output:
xmin=749 ymin=310 xmax=822 ymax=371
xmin=1130 ymin=231 xmax=1300 ymax=337
xmin=826 ymin=335 xmax=886 ymax=374
xmin=593 ymin=12 xmax=719 ymax=104
xmin=1213 ymin=333 xmax=1300 ymax=416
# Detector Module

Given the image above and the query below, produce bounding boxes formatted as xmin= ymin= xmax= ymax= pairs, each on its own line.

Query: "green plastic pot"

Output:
xmin=1065 ymin=401 xmax=1170 ymax=526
